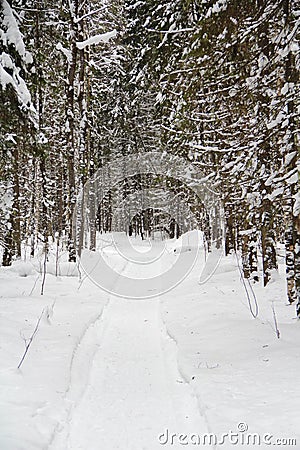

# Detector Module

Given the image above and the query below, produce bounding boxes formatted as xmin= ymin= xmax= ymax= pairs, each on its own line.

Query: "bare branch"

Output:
xmin=17 ymin=309 xmax=45 ymax=369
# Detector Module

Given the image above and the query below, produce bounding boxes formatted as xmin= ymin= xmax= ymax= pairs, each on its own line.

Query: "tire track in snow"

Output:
xmin=58 ymin=255 xmax=213 ymax=449
xmin=159 ymin=308 xmax=217 ymax=450
xmin=48 ymin=260 xmax=128 ymax=450
xmin=155 ymin=256 xmax=216 ymax=449
xmin=65 ymin=297 xmax=214 ymax=450
xmin=49 ymin=246 xmax=214 ymax=450
xmin=47 ymin=299 xmax=111 ymax=449
xmin=153 ymin=253 xmax=215 ymax=447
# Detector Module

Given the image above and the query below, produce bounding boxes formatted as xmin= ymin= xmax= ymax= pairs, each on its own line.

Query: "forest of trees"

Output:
xmin=0 ymin=1 xmax=299 ymax=314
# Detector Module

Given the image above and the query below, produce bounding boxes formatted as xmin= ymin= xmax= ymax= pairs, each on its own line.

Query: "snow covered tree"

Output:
xmin=1 ymin=0 xmax=299 ymax=316
xmin=0 ymin=0 xmax=37 ymax=265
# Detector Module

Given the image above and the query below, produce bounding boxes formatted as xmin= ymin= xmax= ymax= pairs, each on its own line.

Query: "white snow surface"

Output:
xmin=0 ymin=232 xmax=299 ymax=450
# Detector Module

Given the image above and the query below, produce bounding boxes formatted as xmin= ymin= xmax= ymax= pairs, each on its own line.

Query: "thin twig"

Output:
xmin=29 ymin=274 xmax=41 ymax=296
xmin=17 ymin=309 xmax=45 ymax=369
xmin=271 ymin=302 xmax=280 ymax=339
xmin=235 ymin=251 xmax=259 ymax=318
xmin=41 ymin=242 xmax=47 ymax=295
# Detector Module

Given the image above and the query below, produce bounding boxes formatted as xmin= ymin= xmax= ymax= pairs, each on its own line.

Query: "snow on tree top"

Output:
xmin=1 ymin=0 xmax=26 ymax=60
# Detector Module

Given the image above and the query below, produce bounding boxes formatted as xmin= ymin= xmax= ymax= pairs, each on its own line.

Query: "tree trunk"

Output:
xmin=65 ymin=0 xmax=79 ymax=262
xmin=241 ymin=233 xmax=250 ymax=278
xmin=283 ymin=0 xmax=299 ymax=307
xmin=249 ymin=231 xmax=259 ymax=282
xmin=295 ymin=216 xmax=300 ymax=317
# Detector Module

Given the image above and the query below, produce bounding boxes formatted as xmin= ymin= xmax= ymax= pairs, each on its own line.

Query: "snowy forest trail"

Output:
xmin=50 ymin=244 xmax=211 ymax=450
xmin=1 ymin=233 xmax=299 ymax=450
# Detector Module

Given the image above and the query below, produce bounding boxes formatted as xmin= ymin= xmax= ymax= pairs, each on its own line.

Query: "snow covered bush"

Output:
xmin=10 ymin=260 xmax=35 ymax=277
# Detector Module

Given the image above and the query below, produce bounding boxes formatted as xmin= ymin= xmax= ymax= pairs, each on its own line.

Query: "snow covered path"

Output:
xmin=51 ymin=248 xmax=211 ymax=450
xmin=1 ymin=233 xmax=299 ymax=450
xmin=61 ymin=298 xmax=209 ymax=450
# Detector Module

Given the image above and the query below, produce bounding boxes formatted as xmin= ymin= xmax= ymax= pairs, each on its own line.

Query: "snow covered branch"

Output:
xmin=76 ymin=30 xmax=117 ymax=50
xmin=0 ymin=0 xmax=37 ymax=123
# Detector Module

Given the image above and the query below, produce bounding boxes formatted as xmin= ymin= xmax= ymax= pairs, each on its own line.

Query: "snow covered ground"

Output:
xmin=0 ymin=233 xmax=299 ymax=449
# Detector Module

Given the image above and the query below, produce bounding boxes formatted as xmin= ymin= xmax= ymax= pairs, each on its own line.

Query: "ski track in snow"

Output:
xmin=47 ymin=298 xmax=110 ymax=449
xmin=49 ymin=254 xmax=212 ymax=450
xmin=160 ymin=317 xmax=216 ymax=447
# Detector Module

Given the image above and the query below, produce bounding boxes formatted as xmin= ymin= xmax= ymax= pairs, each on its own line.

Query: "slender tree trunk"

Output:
xmin=65 ymin=0 xmax=79 ymax=262
xmin=285 ymin=222 xmax=296 ymax=303
xmin=12 ymin=146 xmax=21 ymax=258
xmin=225 ymin=206 xmax=235 ymax=255
xmin=295 ymin=216 xmax=300 ymax=317
xmin=2 ymin=225 xmax=13 ymax=266
xmin=256 ymin=0 xmax=278 ymax=285
xmin=249 ymin=231 xmax=259 ymax=282
xmin=261 ymin=200 xmax=278 ymax=286
xmin=283 ymin=0 xmax=299 ymax=307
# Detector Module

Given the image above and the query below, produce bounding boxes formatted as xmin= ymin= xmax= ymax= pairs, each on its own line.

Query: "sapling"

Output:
xmin=18 ymin=309 xmax=44 ymax=369
xmin=41 ymin=242 xmax=47 ymax=295
xmin=271 ymin=302 xmax=280 ymax=339
xmin=55 ymin=233 xmax=60 ymax=277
